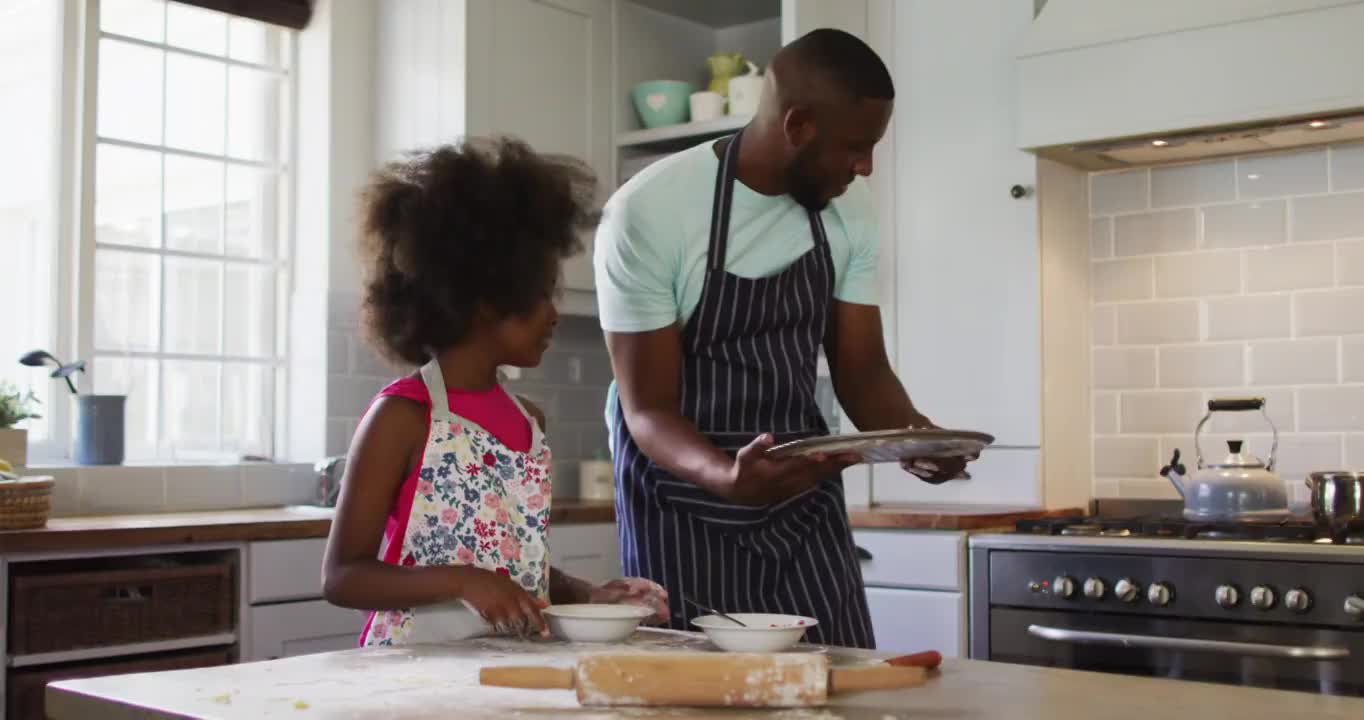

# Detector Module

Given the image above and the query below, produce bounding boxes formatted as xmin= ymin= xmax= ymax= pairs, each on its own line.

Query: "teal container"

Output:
xmin=630 ymin=80 xmax=692 ymax=129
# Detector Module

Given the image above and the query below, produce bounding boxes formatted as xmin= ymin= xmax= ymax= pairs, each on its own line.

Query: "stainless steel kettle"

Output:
xmin=1159 ymin=397 xmax=1288 ymax=521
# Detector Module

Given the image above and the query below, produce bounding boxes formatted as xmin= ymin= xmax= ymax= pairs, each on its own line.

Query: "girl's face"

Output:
xmin=497 ymin=294 xmax=559 ymax=368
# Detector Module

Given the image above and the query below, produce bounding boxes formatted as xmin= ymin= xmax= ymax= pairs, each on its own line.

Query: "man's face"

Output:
xmin=785 ymin=98 xmax=893 ymax=211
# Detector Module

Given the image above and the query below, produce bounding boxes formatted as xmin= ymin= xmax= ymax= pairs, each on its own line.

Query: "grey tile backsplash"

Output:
xmin=1089 ymin=142 xmax=1364 ymax=499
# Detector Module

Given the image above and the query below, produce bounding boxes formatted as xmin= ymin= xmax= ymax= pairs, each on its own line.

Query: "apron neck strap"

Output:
xmin=418 ymin=360 xmax=453 ymax=420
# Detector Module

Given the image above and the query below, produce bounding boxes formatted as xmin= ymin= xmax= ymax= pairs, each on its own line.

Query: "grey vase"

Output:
xmin=74 ymin=394 xmax=125 ymax=465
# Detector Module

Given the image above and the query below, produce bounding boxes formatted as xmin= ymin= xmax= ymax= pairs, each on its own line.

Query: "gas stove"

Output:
xmin=1014 ymin=515 xmax=1363 ymax=544
xmin=968 ymin=507 xmax=1364 ymax=697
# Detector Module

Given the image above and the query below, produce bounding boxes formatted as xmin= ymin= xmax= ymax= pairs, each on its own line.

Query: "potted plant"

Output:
xmin=0 ymin=381 xmax=41 ymax=467
xmin=20 ymin=350 xmax=125 ymax=465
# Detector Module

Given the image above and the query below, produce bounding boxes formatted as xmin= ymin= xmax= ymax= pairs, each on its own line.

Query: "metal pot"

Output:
xmin=1306 ymin=471 xmax=1363 ymax=537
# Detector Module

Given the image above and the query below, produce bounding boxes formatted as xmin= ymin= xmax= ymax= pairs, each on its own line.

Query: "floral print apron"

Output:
xmin=360 ymin=361 xmax=553 ymax=646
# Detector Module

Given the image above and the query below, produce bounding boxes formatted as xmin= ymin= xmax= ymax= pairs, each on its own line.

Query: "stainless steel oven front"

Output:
xmin=969 ymin=540 xmax=1364 ymax=697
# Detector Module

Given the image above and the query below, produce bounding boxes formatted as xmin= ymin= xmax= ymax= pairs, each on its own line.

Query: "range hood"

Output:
xmin=1018 ymin=0 xmax=1364 ymax=170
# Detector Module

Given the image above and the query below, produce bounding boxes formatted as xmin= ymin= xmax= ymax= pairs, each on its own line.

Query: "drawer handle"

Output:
xmin=855 ymin=545 xmax=874 ymax=562
xmin=101 ymin=585 xmax=152 ymax=603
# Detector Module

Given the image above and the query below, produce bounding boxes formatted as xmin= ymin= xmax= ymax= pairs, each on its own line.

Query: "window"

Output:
xmin=2 ymin=0 xmax=295 ymax=463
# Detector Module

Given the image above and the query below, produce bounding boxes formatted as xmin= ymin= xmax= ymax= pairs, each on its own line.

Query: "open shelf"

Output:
xmin=616 ymin=114 xmax=752 ymax=148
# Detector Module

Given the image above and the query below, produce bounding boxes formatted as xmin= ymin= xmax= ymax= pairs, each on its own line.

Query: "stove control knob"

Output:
xmin=1346 ymin=595 xmax=1364 ymax=619
xmin=1147 ymin=582 xmax=1173 ymax=607
xmin=1215 ymin=584 xmax=1241 ymax=609
xmin=1114 ymin=578 xmax=1140 ymax=603
xmin=1052 ymin=576 xmax=1076 ymax=599
xmin=1284 ymin=588 xmax=1312 ymax=613
xmin=1083 ymin=577 xmax=1106 ymax=600
xmin=1250 ymin=585 xmax=1276 ymax=611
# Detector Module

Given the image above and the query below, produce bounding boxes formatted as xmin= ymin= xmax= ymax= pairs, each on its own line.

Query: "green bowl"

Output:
xmin=630 ymin=80 xmax=692 ymax=129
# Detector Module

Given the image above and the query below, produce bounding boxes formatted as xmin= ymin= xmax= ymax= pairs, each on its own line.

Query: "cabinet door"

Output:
xmin=864 ymin=587 xmax=964 ymax=658
xmin=246 ymin=600 xmax=367 ymax=662
xmin=893 ymin=0 xmax=1040 ymax=449
xmin=548 ymin=522 xmax=620 ymax=583
xmin=466 ymin=0 xmax=611 ymax=293
xmin=248 ymin=538 xmax=327 ymax=603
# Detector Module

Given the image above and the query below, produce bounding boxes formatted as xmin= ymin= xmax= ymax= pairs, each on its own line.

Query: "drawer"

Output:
xmin=246 ymin=600 xmax=366 ymax=661
xmin=852 ymin=530 xmax=964 ymax=591
xmin=865 ymin=586 xmax=964 ymax=657
xmin=11 ymin=647 xmax=232 ymax=720
xmin=8 ymin=552 xmax=236 ymax=656
xmin=248 ymin=538 xmax=328 ymax=603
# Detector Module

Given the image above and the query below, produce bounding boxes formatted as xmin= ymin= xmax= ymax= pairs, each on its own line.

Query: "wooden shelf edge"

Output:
xmin=9 ymin=633 xmax=238 ymax=668
xmin=616 ymin=115 xmax=752 ymax=147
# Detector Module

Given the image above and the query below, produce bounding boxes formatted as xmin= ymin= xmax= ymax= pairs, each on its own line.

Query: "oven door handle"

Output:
xmin=1027 ymin=624 xmax=1350 ymax=661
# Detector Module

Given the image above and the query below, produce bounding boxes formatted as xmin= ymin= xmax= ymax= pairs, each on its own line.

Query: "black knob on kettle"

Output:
xmin=1228 ymin=440 xmax=1244 ymax=454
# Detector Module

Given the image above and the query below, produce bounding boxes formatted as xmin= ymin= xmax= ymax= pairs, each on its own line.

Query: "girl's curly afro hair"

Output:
xmin=358 ymin=136 xmax=600 ymax=366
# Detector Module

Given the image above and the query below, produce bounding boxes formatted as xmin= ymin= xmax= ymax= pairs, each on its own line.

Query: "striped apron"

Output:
xmin=611 ymin=130 xmax=875 ymax=649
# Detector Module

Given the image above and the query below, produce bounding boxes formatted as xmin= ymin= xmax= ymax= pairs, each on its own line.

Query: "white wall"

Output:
xmin=1089 ymin=144 xmax=1364 ymax=500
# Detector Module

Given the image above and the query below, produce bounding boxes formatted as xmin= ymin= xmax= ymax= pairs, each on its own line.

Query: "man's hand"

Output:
xmin=589 ymin=577 xmax=670 ymax=624
xmin=900 ymin=411 xmax=977 ymax=484
xmin=724 ymin=434 xmax=860 ymax=506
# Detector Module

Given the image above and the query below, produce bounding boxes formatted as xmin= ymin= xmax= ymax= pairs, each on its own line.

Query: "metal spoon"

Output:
xmin=683 ymin=596 xmax=747 ymax=627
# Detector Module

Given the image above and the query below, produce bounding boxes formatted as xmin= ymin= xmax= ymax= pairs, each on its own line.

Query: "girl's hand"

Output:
xmin=589 ymin=577 xmax=670 ymax=624
xmin=459 ymin=567 xmax=549 ymax=637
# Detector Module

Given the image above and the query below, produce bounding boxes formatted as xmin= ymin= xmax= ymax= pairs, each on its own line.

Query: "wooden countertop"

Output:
xmin=0 ymin=501 xmax=1081 ymax=555
xmin=47 ymin=630 xmax=1364 ymax=719
xmin=0 ymin=501 xmax=618 ymax=555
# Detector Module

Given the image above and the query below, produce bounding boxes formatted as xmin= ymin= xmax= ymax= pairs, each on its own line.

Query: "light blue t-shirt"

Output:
xmin=594 ymin=140 xmax=881 ymax=444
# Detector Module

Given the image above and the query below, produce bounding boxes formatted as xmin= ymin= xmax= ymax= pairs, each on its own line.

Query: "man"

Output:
xmin=593 ymin=29 xmax=973 ymax=649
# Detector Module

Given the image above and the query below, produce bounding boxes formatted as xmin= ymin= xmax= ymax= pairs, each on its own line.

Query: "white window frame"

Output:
xmin=32 ymin=0 xmax=298 ymax=463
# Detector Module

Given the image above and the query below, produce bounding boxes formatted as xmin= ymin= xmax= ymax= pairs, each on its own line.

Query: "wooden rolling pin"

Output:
xmin=479 ymin=652 xmax=927 ymax=708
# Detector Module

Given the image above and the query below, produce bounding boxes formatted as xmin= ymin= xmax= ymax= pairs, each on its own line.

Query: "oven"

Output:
xmin=969 ymin=539 xmax=1364 ymax=697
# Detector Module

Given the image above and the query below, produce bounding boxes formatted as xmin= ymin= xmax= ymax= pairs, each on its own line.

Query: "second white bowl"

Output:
xmin=690 ymin=613 xmax=818 ymax=652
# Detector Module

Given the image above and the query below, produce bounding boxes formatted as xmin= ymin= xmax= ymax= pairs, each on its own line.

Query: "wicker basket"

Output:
xmin=0 ymin=476 xmax=54 ymax=531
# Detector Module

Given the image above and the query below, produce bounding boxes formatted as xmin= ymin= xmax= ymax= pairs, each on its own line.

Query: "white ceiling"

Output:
xmin=628 ymin=0 xmax=780 ymax=28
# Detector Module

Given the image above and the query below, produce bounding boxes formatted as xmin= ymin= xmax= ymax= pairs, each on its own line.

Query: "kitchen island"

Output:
xmin=47 ymin=629 xmax=1364 ymax=719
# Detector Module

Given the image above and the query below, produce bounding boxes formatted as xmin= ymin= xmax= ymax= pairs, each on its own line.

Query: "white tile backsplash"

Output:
xmin=1120 ymin=390 xmax=1203 ymax=434
xmin=1092 ymin=306 xmax=1116 ymax=346
xmin=1116 ymin=301 xmax=1199 ymax=344
xmin=1091 ymin=169 xmax=1149 ymax=215
xmin=1245 ymin=243 xmax=1333 ymax=292
xmin=1092 ymin=258 xmax=1154 ymax=302
xmin=44 ymin=467 xmax=81 ymax=517
xmin=1159 ymin=344 xmax=1243 ymax=388
xmin=1205 ymin=294 xmax=1291 ymax=340
xmin=1202 ymin=200 xmax=1286 ymax=249
xmin=1115 ymin=209 xmax=1197 ymax=257
xmin=1340 ymin=239 xmax=1364 ymax=285
xmin=1346 ymin=434 xmax=1364 ymax=466
xmin=1292 ymin=192 xmax=1364 ymax=243
xmin=1151 ymin=160 xmax=1235 ymax=208
xmin=1295 ymin=288 xmax=1364 ymax=336
xmin=1090 ymin=218 xmax=1114 ymax=259
xmin=1298 ymin=386 xmax=1364 ymax=432
xmin=1237 ymin=150 xmax=1327 ymax=199
xmin=1333 ymin=143 xmax=1364 ymax=192
xmin=1094 ymin=393 xmax=1118 ymax=434
xmin=79 ymin=467 xmax=166 ymax=515
xmin=1154 ymin=251 xmax=1240 ymax=298
xmin=1250 ymin=338 xmax=1339 ymax=385
xmin=164 ymin=466 xmax=244 ymax=512
xmin=1093 ymin=347 xmax=1157 ymax=389
xmin=241 ymin=463 xmax=317 ymax=507
xmin=1345 ymin=337 xmax=1364 ymax=383
xmin=1090 ymin=142 xmax=1364 ymax=498
xmin=1094 ymin=436 xmax=1159 ymax=478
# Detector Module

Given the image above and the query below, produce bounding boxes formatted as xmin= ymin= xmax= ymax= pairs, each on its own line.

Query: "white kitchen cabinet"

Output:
xmin=871 ymin=0 xmax=1092 ymax=508
xmin=865 ymin=587 xmax=965 ymax=657
xmin=549 ymin=522 xmax=620 ymax=582
xmin=247 ymin=538 xmax=327 ymax=603
xmin=853 ymin=529 xmax=967 ymax=657
xmin=246 ymin=600 xmax=367 ymax=662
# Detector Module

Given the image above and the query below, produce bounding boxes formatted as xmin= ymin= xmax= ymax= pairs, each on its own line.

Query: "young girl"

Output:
xmin=323 ymin=137 xmax=667 ymax=644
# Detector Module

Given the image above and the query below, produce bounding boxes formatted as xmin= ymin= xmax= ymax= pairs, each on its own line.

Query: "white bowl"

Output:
xmin=690 ymin=613 xmax=818 ymax=652
xmin=543 ymin=604 xmax=653 ymax=643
